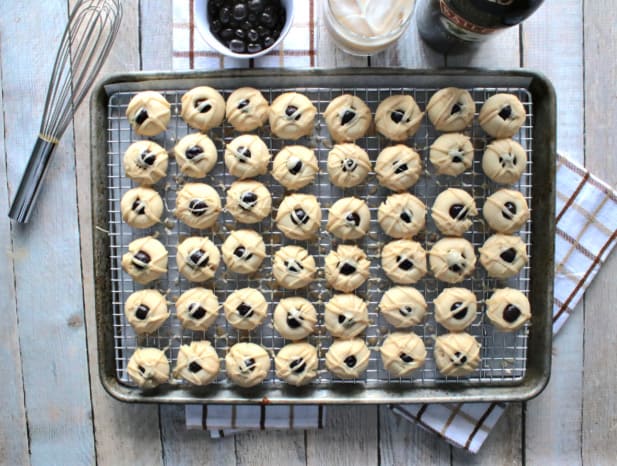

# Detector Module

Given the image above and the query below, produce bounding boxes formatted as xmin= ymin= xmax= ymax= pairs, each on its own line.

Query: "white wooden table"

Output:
xmin=1 ymin=1 xmax=615 ymax=464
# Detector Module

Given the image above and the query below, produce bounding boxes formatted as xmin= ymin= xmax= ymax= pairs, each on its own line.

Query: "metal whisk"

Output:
xmin=8 ymin=0 xmax=122 ymax=223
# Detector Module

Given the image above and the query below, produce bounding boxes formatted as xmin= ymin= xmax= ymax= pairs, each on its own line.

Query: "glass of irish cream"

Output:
xmin=324 ymin=0 xmax=416 ymax=56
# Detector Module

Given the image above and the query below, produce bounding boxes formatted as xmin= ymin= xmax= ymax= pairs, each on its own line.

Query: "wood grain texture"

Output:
xmin=446 ymin=26 xmax=520 ymax=68
xmin=525 ymin=306 xmax=583 ymax=466
xmin=4 ymin=0 xmax=614 ymax=462
xmin=69 ymin=0 xmax=165 ymax=464
xmin=236 ymin=429 xmax=306 ymax=466
xmin=140 ymin=0 xmax=174 ymax=70
xmin=582 ymin=253 xmax=617 ymax=466
xmin=306 ymin=406 xmax=378 ymax=466
xmin=522 ymin=2 xmax=585 ymax=464
xmin=582 ymin=2 xmax=617 ymax=464
xmin=583 ymin=0 xmax=617 ymax=183
xmin=452 ymin=405 xmax=523 ymax=466
xmin=159 ymin=405 xmax=236 ymax=466
xmin=523 ymin=0 xmax=584 ymax=162
xmin=378 ymin=407 xmax=450 ymax=466
xmin=1 ymin=1 xmax=95 ymax=464
xmin=0 ymin=51 xmax=30 ymax=466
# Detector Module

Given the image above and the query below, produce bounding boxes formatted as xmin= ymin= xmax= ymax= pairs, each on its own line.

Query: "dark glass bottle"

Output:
xmin=416 ymin=0 xmax=545 ymax=54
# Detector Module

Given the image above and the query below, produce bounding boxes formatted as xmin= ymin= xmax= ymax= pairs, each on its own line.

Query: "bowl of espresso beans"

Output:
xmin=195 ymin=0 xmax=294 ymax=59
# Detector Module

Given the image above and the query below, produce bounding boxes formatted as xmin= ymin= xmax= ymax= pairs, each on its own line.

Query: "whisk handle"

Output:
xmin=8 ymin=136 xmax=58 ymax=223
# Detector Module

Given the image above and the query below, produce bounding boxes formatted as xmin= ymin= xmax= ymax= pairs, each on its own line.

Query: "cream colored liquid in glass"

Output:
xmin=324 ymin=0 xmax=415 ymax=55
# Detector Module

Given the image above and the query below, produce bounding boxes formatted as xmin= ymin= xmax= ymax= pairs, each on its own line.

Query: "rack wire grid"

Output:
xmin=106 ymin=85 xmax=533 ymax=389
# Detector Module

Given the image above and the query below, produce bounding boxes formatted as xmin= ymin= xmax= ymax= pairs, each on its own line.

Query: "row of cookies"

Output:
xmin=125 ymin=341 xmax=320 ymax=388
xmin=125 ymin=88 xmax=526 ymax=142
xmin=123 ymin=134 xmax=527 ymax=195
xmin=124 ymin=185 xmax=525 ymax=244
xmin=121 ymin=231 xmax=527 ymax=287
xmin=123 ymin=289 xmax=366 ymax=338
xmin=424 ymin=187 xmax=530 ymax=236
xmin=126 ymin=337 xmax=403 ymax=388
xmin=126 ymin=329 xmax=489 ymax=387
xmin=126 ymin=88 xmax=315 ymax=139
xmin=125 ymin=272 xmax=529 ymax=341
xmin=324 ymin=138 xmax=527 ymax=188
xmin=122 ymin=136 xmax=314 ymax=185
xmin=121 ymin=183 xmax=528 ymax=245
xmin=381 ymin=286 xmax=530 ymax=333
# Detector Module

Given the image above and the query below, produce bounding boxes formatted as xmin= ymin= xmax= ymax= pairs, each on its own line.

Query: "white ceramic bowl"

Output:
xmin=194 ymin=0 xmax=295 ymax=59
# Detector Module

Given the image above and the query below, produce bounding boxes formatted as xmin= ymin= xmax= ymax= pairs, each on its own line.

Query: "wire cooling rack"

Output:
xmin=106 ymin=85 xmax=532 ymax=388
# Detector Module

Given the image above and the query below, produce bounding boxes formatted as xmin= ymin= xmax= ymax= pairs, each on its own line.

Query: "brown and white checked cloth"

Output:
xmin=173 ymin=3 xmax=617 ymax=453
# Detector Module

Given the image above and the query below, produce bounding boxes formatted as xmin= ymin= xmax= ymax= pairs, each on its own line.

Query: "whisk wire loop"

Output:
xmin=42 ymin=0 xmax=122 ymax=139
xmin=9 ymin=0 xmax=122 ymax=223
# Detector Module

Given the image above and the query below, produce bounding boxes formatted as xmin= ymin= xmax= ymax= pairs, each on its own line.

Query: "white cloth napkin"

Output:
xmin=186 ymin=404 xmax=325 ymax=438
xmin=172 ymin=2 xmax=617 ymax=453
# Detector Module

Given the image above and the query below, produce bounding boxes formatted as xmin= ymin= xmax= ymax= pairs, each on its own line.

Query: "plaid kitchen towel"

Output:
xmin=174 ymin=2 xmax=617 ymax=453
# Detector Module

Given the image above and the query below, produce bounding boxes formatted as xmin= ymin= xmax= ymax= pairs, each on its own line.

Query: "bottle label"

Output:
xmin=439 ymin=0 xmax=502 ymax=40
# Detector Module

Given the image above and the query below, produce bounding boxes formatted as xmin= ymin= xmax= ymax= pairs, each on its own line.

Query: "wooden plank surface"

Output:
xmin=582 ymin=1 xmax=617 ymax=465
xmin=69 ymin=0 xmax=165 ymax=464
xmin=452 ymin=404 xmax=523 ymax=466
xmin=140 ymin=0 xmax=174 ymax=70
xmin=159 ymin=405 xmax=236 ymax=466
xmin=583 ymin=1 xmax=617 ymax=183
xmin=3 ymin=0 xmax=617 ymax=463
xmin=525 ymin=307 xmax=584 ymax=466
xmin=523 ymin=0 xmax=585 ymax=162
xmin=379 ymin=407 xmax=450 ymax=465
xmin=522 ymin=2 xmax=585 ymax=464
xmin=236 ymin=429 xmax=306 ymax=466
xmin=0 ymin=47 xmax=30 ymax=466
xmin=1 ymin=1 xmax=95 ymax=464
xmin=306 ymin=406 xmax=379 ymax=466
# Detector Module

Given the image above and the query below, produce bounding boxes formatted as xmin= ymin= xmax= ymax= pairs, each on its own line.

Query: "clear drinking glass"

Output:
xmin=324 ymin=0 xmax=416 ymax=56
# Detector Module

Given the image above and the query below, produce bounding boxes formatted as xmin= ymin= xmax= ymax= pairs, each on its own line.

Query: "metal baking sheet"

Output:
xmin=91 ymin=68 xmax=555 ymax=404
